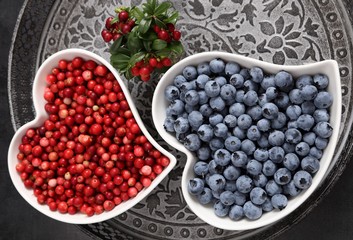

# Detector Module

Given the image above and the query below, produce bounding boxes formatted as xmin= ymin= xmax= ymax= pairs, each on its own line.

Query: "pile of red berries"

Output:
xmin=15 ymin=57 xmax=170 ymax=216
xmin=101 ymin=10 xmax=135 ymax=43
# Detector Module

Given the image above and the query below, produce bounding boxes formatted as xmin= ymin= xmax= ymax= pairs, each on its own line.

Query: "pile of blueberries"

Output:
xmin=163 ymin=58 xmax=333 ymax=221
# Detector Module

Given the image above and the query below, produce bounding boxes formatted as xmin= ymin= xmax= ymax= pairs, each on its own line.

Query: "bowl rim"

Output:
xmin=152 ymin=51 xmax=342 ymax=230
xmin=7 ymin=48 xmax=177 ymax=224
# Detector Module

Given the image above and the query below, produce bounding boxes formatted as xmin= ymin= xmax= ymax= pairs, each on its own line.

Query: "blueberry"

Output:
xmin=287 ymin=120 xmax=298 ymax=129
xmin=233 ymin=127 xmax=246 ymax=140
xmin=309 ymin=147 xmax=323 ymax=159
xmin=184 ymin=90 xmax=200 ymax=106
xmin=183 ymin=66 xmax=198 ymax=80
xmin=313 ymin=74 xmax=329 ymax=90
xmin=243 ymin=90 xmax=258 ymax=106
xmin=229 ymin=103 xmax=246 ymax=117
xmin=209 ymin=96 xmax=226 ymax=111
xmin=313 ymin=109 xmax=329 ymax=123
xmin=261 ymin=75 xmax=275 ymax=89
xmin=197 ymin=62 xmax=211 ymax=76
xmin=254 ymin=148 xmax=269 ymax=162
xmin=184 ymin=133 xmax=201 ymax=151
xmin=275 ymin=71 xmax=293 ymax=91
xmin=210 ymin=58 xmax=225 ymax=73
xmin=257 ymin=134 xmax=270 ymax=148
xmin=223 ymin=115 xmax=237 ymax=128
xmin=286 ymin=105 xmax=302 ymax=120
xmin=164 ymin=117 xmax=175 ymax=132
xmin=283 ymin=153 xmax=300 ymax=171
xmin=165 ymin=85 xmax=180 ymax=101
xmin=229 ymin=74 xmax=244 ymax=88
xmin=268 ymin=130 xmax=285 ymax=146
xmin=283 ymin=180 xmax=301 ymax=197
xmin=265 ymin=180 xmax=283 ymax=196
xmin=301 ymin=101 xmax=316 ymax=115
xmin=296 ymin=75 xmax=313 ymax=89
xmin=223 ymin=165 xmax=241 ymax=181
xmin=185 ymin=104 xmax=198 ymax=114
xmin=250 ymin=67 xmax=264 ymax=83
xmin=297 ymin=114 xmax=315 ymax=131
xmin=197 ymin=124 xmax=213 ymax=142
xmin=301 ymin=85 xmax=318 ymax=101
xmin=269 ymin=146 xmax=285 ymax=163
xmin=236 ymin=175 xmax=253 ymax=193
xmin=241 ymin=139 xmax=256 ymax=155
xmin=225 ymin=62 xmax=241 ymax=76
xmin=214 ymin=200 xmax=230 ymax=217
xmin=198 ymin=91 xmax=209 ymax=105
xmin=240 ymin=68 xmax=250 ymax=79
xmin=214 ymin=149 xmax=231 ymax=166
xmin=274 ymin=92 xmax=290 ymax=109
xmin=197 ymin=187 xmax=213 ymax=204
xmin=271 ymin=112 xmax=287 ymax=129
xmin=247 ymin=105 xmax=263 ymax=121
xmin=215 ymin=76 xmax=227 ymax=87
xmin=253 ymin=173 xmax=268 ymax=188
xmin=229 ymin=205 xmax=244 ymax=221
xmin=174 ymin=117 xmax=189 ymax=133
xmin=234 ymin=191 xmax=247 ymax=205
xmin=199 ymin=104 xmax=213 ymax=117
xmin=231 ymin=151 xmax=248 ymax=168
xmin=176 ymin=132 xmax=188 ymax=143
xmin=209 ymin=174 xmax=226 ymax=191
xmin=262 ymin=197 xmax=274 ymax=212
xmin=194 ymin=161 xmax=209 ymax=176
xmin=213 ymin=123 xmax=228 ymax=138
xmin=274 ymin=168 xmax=292 ymax=185
xmin=262 ymin=103 xmax=279 ymax=120
xmin=209 ymin=138 xmax=225 ymax=151
xmin=284 ymin=128 xmax=302 ymax=144
xmin=225 ymin=180 xmax=237 ymax=192
xmin=188 ymin=111 xmax=203 ymax=131
xmin=313 ymin=121 xmax=333 ymax=138
xmin=212 ymin=189 xmax=223 ymax=199
xmin=247 ymin=160 xmax=262 ymax=175
xmin=174 ymin=75 xmax=187 ymax=88
xmin=196 ymin=74 xmax=210 ymax=89
xmin=169 ymin=100 xmax=185 ymax=115
xmin=263 ymin=161 xmax=278 ymax=177
xmin=225 ymin=136 xmax=241 ymax=152
xmin=250 ymin=187 xmax=267 ymax=205
xmin=204 ymin=81 xmax=221 ymax=98
xmin=293 ymin=170 xmax=312 ymax=189
xmin=301 ymin=156 xmax=320 ymax=174
xmin=180 ymin=82 xmax=196 ymax=96
xmin=220 ymin=191 xmax=236 ymax=206
xmin=271 ymin=194 xmax=288 ymax=210
xmin=197 ymin=146 xmax=211 ymax=161
xmin=235 ymin=90 xmax=245 ymax=103
xmin=188 ymin=178 xmax=204 ymax=195
xmin=209 ymin=113 xmax=224 ymax=126
xmin=257 ymin=119 xmax=271 ymax=132
xmin=208 ymin=160 xmax=224 ymax=175
xmin=315 ymin=137 xmax=328 ymax=150
xmin=283 ymin=143 xmax=295 ymax=153
xmin=265 ymin=87 xmax=278 ymax=101
xmin=289 ymin=89 xmax=304 ymax=105
xmin=243 ymin=80 xmax=259 ymax=92
xmin=243 ymin=201 xmax=262 ymax=220
xmin=247 ymin=125 xmax=261 ymax=141
xmin=237 ymin=114 xmax=253 ymax=130
xmin=295 ymin=142 xmax=310 ymax=157
xmin=220 ymin=84 xmax=236 ymax=101
xmin=258 ymin=94 xmax=269 ymax=107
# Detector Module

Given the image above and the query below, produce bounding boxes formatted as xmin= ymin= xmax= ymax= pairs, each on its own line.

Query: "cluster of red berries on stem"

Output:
xmin=101 ymin=10 xmax=135 ymax=43
xmin=15 ymin=57 xmax=170 ymax=216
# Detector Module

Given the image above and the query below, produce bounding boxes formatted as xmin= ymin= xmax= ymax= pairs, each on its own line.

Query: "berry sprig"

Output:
xmin=101 ymin=0 xmax=183 ymax=82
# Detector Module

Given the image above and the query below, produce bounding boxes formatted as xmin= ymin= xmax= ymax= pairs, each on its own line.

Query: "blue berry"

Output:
xmin=196 ymin=74 xmax=210 ymax=89
xmin=287 ymin=120 xmax=298 ymax=129
xmin=215 ymin=76 xmax=227 ymax=86
xmin=197 ymin=62 xmax=211 ymax=75
xmin=214 ymin=200 xmax=230 ymax=217
xmin=246 ymin=160 xmax=262 ymax=175
xmin=225 ymin=62 xmax=241 ymax=76
xmin=283 ymin=143 xmax=295 ymax=153
xmin=284 ymin=128 xmax=302 ymax=144
xmin=283 ymin=153 xmax=300 ymax=171
xmin=194 ymin=161 xmax=209 ymax=176
xmin=275 ymin=71 xmax=293 ymax=91
xmin=243 ymin=90 xmax=258 ymax=106
xmin=229 ymin=103 xmax=246 ymax=117
xmin=301 ymin=156 xmax=320 ymax=174
xmin=197 ymin=146 xmax=211 ymax=161
xmin=296 ymin=75 xmax=313 ymax=89
xmin=225 ymin=180 xmax=237 ymax=192
xmin=188 ymin=178 xmax=204 ymax=195
xmin=220 ymin=191 xmax=236 ymax=206
xmin=176 ymin=132 xmax=188 ymax=143
xmin=262 ymin=103 xmax=279 ymax=120
xmin=271 ymin=112 xmax=287 ymax=129
xmin=220 ymin=84 xmax=236 ymax=101
xmin=214 ymin=123 xmax=228 ymax=138
xmin=283 ymin=180 xmax=301 ymax=197
xmin=212 ymin=189 xmax=222 ymax=199
xmin=209 ymin=138 xmax=225 ymax=151
xmin=183 ymin=66 xmax=198 ymax=80
xmin=165 ymin=85 xmax=180 ymax=101
xmin=301 ymin=85 xmax=318 ymax=101
xmin=184 ymin=90 xmax=200 ymax=106
xmin=185 ymin=104 xmax=198 ymax=114
xmin=247 ymin=125 xmax=261 ymax=141
xmin=271 ymin=194 xmax=288 ymax=210
xmin=231 ymin=151 xmax=248 ymax=168
xmin=250 ymin=67 xmax=264 ymax=83
xmin=241 ymin=139 xmax=256 ymax=155
xmin=209 ymin=113 xmax=224 ymax=126
xmin=295 ymin=142 xmax=310 ymax=157
xmin=265 ymin=180 xmax=283 ymax=196
xmin=247 ymin=106 xmax=262 ymax=121
xmin=184 ymin=133 xmax=201 ymax=151
xmin=174 ymin=117 xmax=189 ymax=133
xmin=235 ymin=90 xmax=245 ymax=103
xmin=223 ymin=165 xmax=241 ymax=181
xmin=269 ymin=146 xmax=285 ymax=163
xmin=229 ymin=205 xmax=244 ymax=221
xmin=229 ymin=74 xmax=244 ymax=88
xmin=293 ymin=170 xmax=312 ymax=189
xmin=250 ymin=187 xmax=267 ymax=205
xmin=263 ymin=161 xmax=277 ymax=177
xmin=289 ymin=89 xmax=304 ymax=105
xmin=209 ymin=96 xmax=226 ymax=111
xmin=265 ymin=87 xmax=278 ymax=101
xmin=197 ymin=187 xmax=213 ymax=204
xmin=253 ymin=173 xmax=268 ymax=188
xmin=254 ymin=148 xmax=269 ymax=162
xmin=257 ymin=119 xmax=271 ymax=132
xmin=274 ymin=168 xmax=292 ymax=185
xmin=236 ymin=175 xmax=253 ymax=193
xmin=313 ymin=74 xmax=329 ymax=90
xmin=237 ymin=114 xmax=252 ymax=130
xmin=233 ymin=127 xmax=246 ymax=140
xmin=286 ymin=105 xmax=302 ymax=120
xmin=209 ymin=174 xmax=226 ymax=191
xmin=268 ymin=130 xmax=285 ymax=146
xmin=313 ymin=122 xmax=333 ymax=138
xmin=240 ymin=68 xmax=250 ymax=79
xmin=258 ymin=93 xmax=269 ymax=107
xmin=197 ymin=124 xmax=214 ymax=142
xmin=313 ymin=109 xmax=329 ymax=123
xmin=301 ymin=101 xmax=316 ymax=114
xmin=223 ymin=115 xmax=237 ymax=128
xmin=262 ymin=198 xmax=274 ymax=212
xmin=234 ymin=191 xmax=247 ymax=205
xmin=174 ymin=75 xmax=187 ymax=88
xmin=274 ymin=92 xmax=290 ymax=109
xmin=257 ymin=134 xmax=270 ymax=148
xmin=204 ymin=81 xmax=220 ymax=98
xmin=243 ymin=201 xmax=262 ymax=220
xmin=261 ymin=75 xmax=275 ymax=89
xmin=214 ymin=149 xmax=231 ymax=166
xmin=164 ymin=117 xmax=175 ymax=132
xmin=315 ymin=137 xmax=328 ymax=149
xmin=198 ymin=91 xmax=209 ymax=105
xmin=180 ymin=82 xmax=196 ymax=97
xmin=188 ymin=111 xmax=203 ymax=130
xmin=243 ymin=80 xmax=259 ymax=92
xmin=309 ymin=147 xmax=323 ymax=159
xmin=210 ymin=58 xmax=226 ymax=73
xmin=169 ymin=100 xmax=185 ymax=115
xmin=199 ymin=104 xmax=213 ymax=117
xmin=297 ymin=114 xmax=315 ymax=131
xmin=208 ymin=160 xmax=224 ymax=175
xmin=224 ymin=136 xmax=241 ymax=152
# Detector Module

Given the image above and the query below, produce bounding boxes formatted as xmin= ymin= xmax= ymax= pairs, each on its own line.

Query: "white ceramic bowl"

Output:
xmin=152 ymin=51 xmax=341 ymax=230
xmin=8 ymin=48 xmax=176 ymax=224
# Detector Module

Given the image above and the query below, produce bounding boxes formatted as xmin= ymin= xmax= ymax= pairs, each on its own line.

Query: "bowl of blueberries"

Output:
xmin=151 ymin=51 xmax=341 ymax=230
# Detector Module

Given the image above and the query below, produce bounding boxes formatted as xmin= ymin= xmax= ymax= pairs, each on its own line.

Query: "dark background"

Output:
xmin=1 ymin=0 xmax=353 ymax=239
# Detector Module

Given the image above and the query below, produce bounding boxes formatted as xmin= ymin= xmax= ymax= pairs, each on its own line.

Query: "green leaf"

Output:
xmin=152 ymin=39 xmax=167 ymax=50
xmin=110 ymin=17 xmax=119 ymax=25
xmin=154 ymin=17 xmax=167 ymax=29
xmin=139 ymin=18 xmax=152 ymax=34
xmin=127 ymin=31 xmax=143 ymax=54
xmin=165 ymin=11 xmax=179 ymax=24
xmin=109 ymin=36 xmax=123 ymax=54
xmin=149 ymin=0 xmax=157 ymax=12
xmin=124 ymin=69 xmax=133 ymax=80
xmin=138 ymin=30 xmax=158 ymax=41
xmin=155 ymin=48 xmax=171 ymax=57
xmin=143 ymin=40 xmax=152 ymax=52
xmin=154 ymin=2 xmax=172 ymax=16
xmin=111 ymin=53 xmax=130 ymax=66
xmin=128 ymin=52 xmax=146 ymax=67
xmin=130 ymin=7 xmax=144 ymax=22
xmin=169 ymin=41 xmax=184 ymax=55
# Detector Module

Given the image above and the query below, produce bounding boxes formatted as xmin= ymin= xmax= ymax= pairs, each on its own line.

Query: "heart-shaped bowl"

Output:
xmin=8 ymin=48 xmax=176 ymax=224
xmin=152 ymin=51 xmax=341 ymax=230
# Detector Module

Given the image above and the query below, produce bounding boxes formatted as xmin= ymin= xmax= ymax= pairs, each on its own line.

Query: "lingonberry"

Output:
xmin=118 ymin=10 xmax=129 ymax=22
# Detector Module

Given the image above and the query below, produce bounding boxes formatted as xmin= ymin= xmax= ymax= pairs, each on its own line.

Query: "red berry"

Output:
xmin=161 ymin=58 xmax=172 ymax=67
xmin=167 ymin=23 xmax=175 ymax=32
xmin=139 ymin=67 xmax=150 ymax=76
xmin=118 ymin=10 xmax=129 ymax=22
xmin=121 ymin=24 xmax=131 ymax=34
xmin=113 ymin=33 xmax=121 ymax=41
xmin=172 ymin=30 xmax=181 ymax=41
xmin=105 ymin=16 xmax=115 ymax=29
xmin=158 ymin=30 xmax=169 ymax=41
xmin=103 ymin=200 xmax=115 ymax=211
xmin=153 ymin=25 xmax=161 ymax=33
xmin=140 ymin=74 xmax=151 ymax=82
xmin=149 ymin=58 xmax=158 ymax=67
xmin=131 ymin=66 xmax=140 ymax=76
xmin=103 ymin=32 xmax=113 ymax=42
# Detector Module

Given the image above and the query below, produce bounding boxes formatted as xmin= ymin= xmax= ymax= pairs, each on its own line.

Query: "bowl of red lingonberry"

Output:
xmin=8 ymin=48 xmax=176 ymax=224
